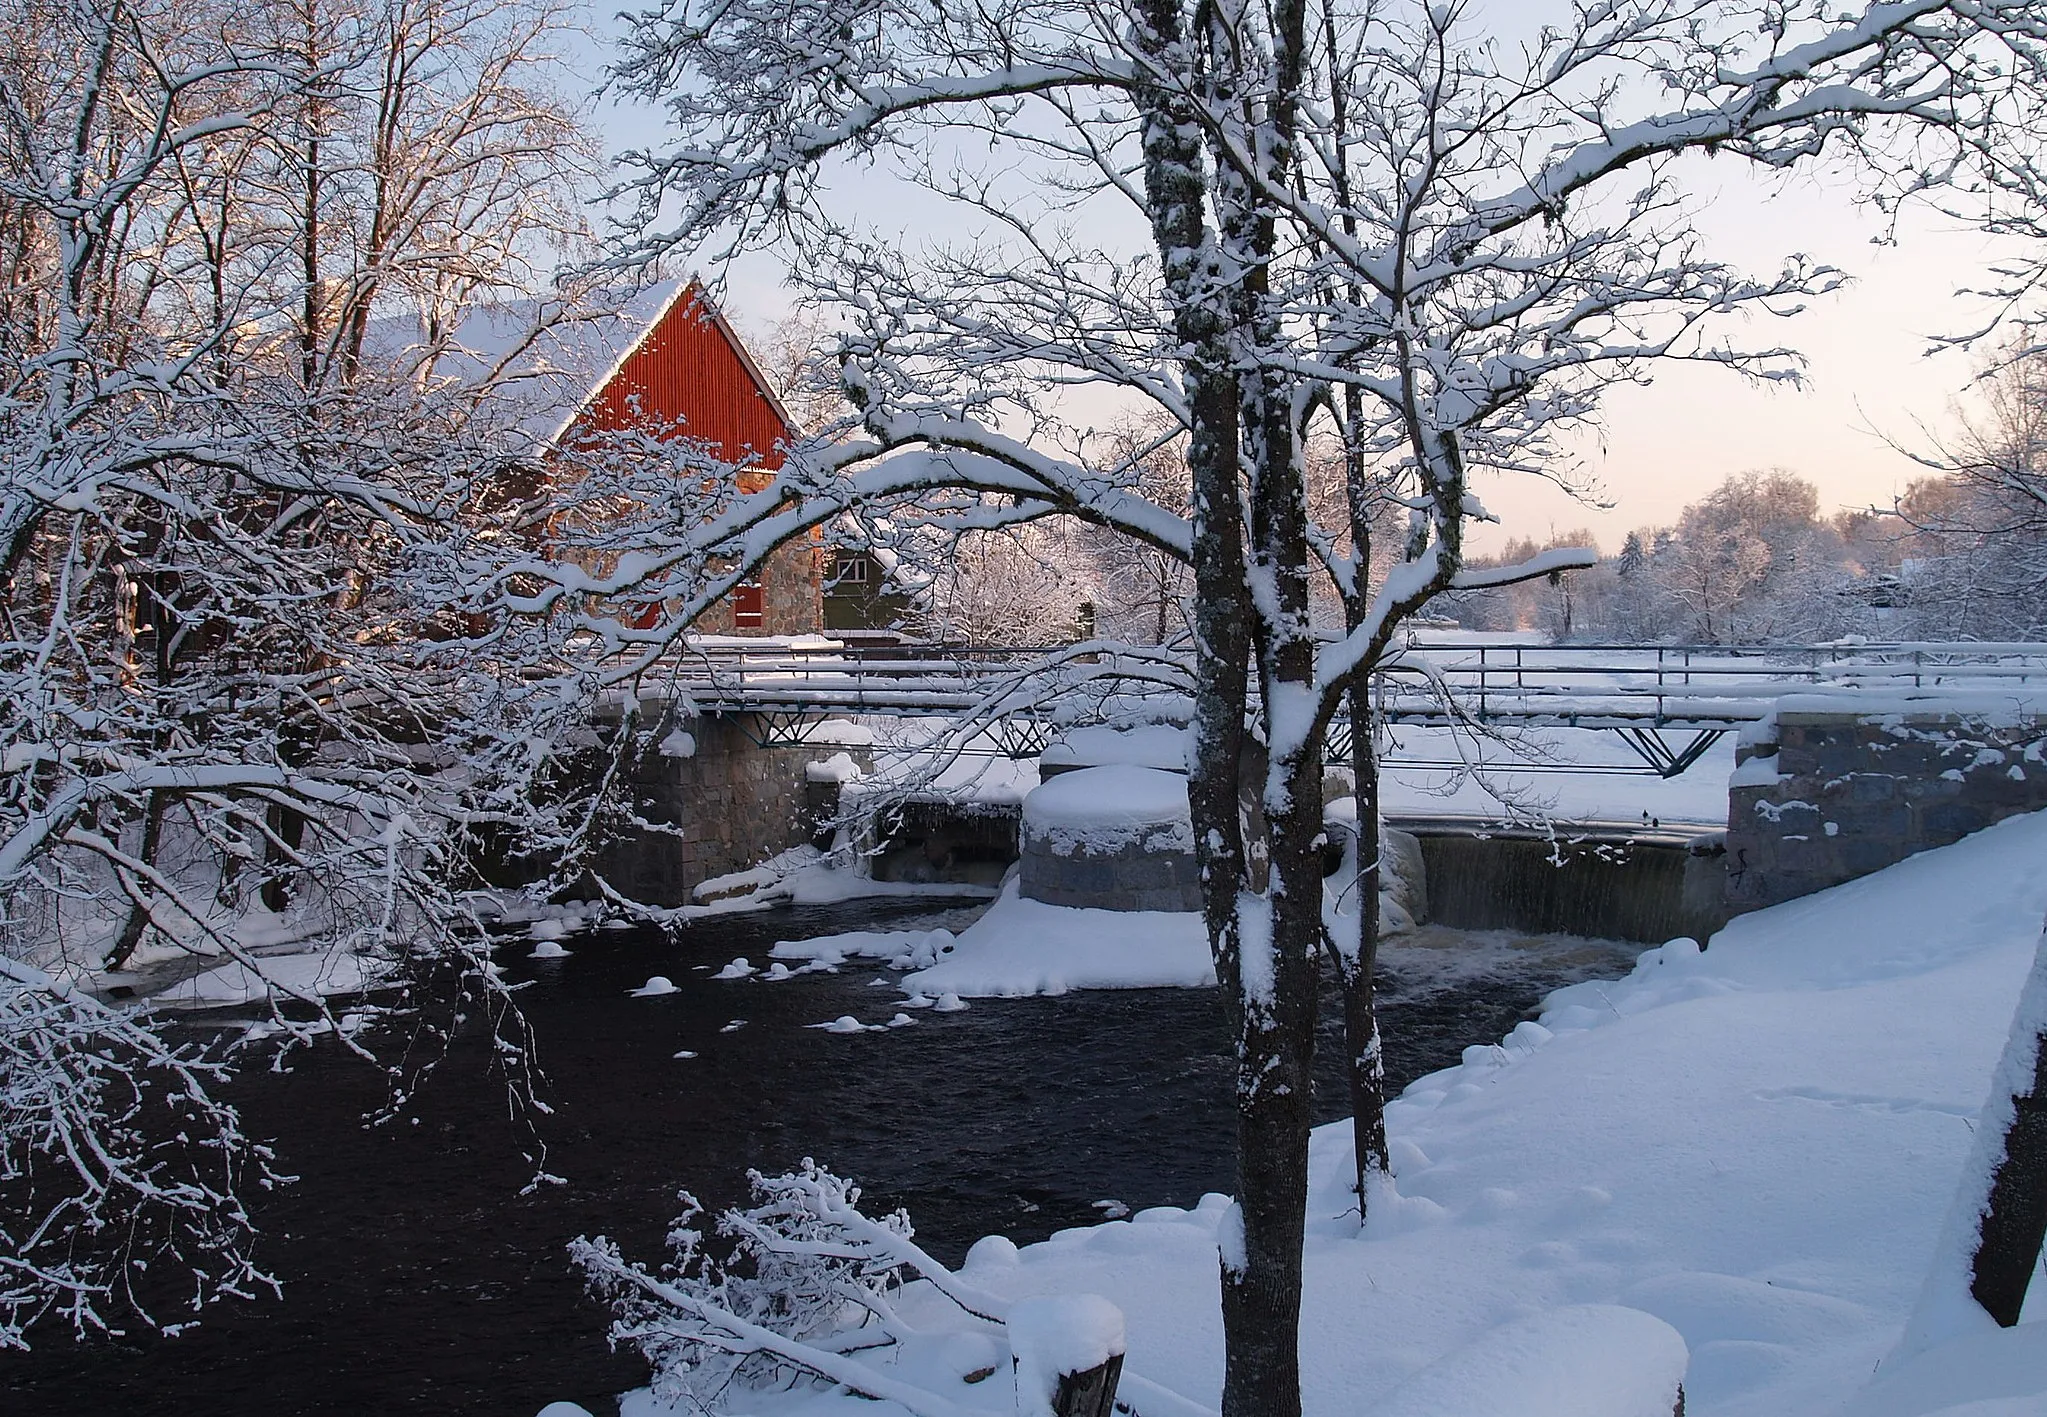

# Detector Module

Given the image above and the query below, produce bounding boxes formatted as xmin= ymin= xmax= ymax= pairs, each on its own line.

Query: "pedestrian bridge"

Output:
xmin=635 ymin=638 xmax=2047 ymax=777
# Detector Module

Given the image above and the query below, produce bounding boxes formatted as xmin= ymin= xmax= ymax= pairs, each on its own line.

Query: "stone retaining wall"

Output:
xmin=1725 ymin=709 xmax=2047 ymax=915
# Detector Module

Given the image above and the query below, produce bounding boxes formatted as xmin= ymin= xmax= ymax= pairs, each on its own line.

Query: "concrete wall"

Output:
xmin=1725 ymin=709 xmax=2047 ymax=915
xmin=1016 ymin=766 xmax=1202 ymax=912
xmin=588 ymin=713 xmax=832 ymax=906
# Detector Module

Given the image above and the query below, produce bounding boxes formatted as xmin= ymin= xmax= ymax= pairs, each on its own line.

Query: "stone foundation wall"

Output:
xmin=1725 ymin=709 xmax=2047 ymax=915
xmin=687 ymin=539 xmax=823 ymax=637
xmin=588 ymin=713 xmax=834 ymax=906
xmin=1018 ymin=830 xmax=1203 ymax=912
xmin=1016 ymin=765 xmax=1201 ymax=912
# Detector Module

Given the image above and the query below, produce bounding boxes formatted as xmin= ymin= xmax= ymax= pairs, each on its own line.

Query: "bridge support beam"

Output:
xmin=1618 ymin=727 xmax=1728 ymax=779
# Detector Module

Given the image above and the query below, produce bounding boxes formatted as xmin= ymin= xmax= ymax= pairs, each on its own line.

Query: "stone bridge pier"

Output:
xmin=585 ymin=712 xmax=859 ymax=906
xmin=1724 ymin=706 xmax=2047 ymax=916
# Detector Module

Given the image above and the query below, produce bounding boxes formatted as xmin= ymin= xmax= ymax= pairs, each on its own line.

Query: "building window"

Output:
xmin=733 ymin=581 xmax=765 ymax=629
xmin=834 ymin=552 xmax=870 ymax=585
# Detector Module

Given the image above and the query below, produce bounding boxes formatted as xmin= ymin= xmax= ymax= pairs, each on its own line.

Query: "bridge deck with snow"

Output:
xmin=637 ymin=639 xmax=2047 ymax=775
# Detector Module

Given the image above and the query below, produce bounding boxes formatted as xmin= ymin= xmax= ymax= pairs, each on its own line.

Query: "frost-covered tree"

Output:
xmin=903 ymin=524 xmax=1099 ymax=645
xmin=544 ymin=4 xmax=2047 ymax=1412
xmin=1892 ymin=351 xmax=2047 ymax=636
xmin=1442 ymin=530 xmax=1601 ymax=637
xmin=1647 ymin=470 xmax=1857 ymax=641
xmin=1081 ymin=418 xmax=1197 ymax=646
xmin=0 ymin=0 xmax=603 ymax=1346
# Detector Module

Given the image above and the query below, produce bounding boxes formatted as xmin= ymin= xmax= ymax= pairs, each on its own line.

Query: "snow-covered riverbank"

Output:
xmin=593 ymin=808 xmax=2047 ymax=1417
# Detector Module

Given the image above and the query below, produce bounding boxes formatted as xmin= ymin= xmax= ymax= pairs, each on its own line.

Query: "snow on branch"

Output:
xmin=572 ymin=1162 xmax=1215 ymax=1417
xmin=0 ymin=954 xmax=276 ymax=1345
xmin=1448 ymin=546 xmax=1600 ymax=592
xmin=571 ymin=1162 xmax=1001 ymax=1417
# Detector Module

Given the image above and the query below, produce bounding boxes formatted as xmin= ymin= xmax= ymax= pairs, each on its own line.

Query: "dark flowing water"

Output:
xmin=0 ymin=899 xmax=1636 ymax=1417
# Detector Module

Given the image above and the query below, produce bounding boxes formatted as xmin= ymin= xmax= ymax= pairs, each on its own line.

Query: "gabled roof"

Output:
xmin=377 ymin=279 xmax=795 ymax=449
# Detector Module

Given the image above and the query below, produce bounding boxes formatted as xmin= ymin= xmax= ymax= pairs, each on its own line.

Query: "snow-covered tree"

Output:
xmin=1079 ymin=419 xmax=1197 ymax=646
xmin=0 ymin=0 xmax=604 ymax=1346
xmin=903 ymin=525 xmax=1099 ymax=645
xmin=1443 ymin=530 xmax=1602 ymax=637
xmin=1645 ymin=471 xmax=1858 ymax=642
xmin=547 ymin=4 xmax=2047 ymax=1412
xmin=1891 ymin=351 xmax=2047 ymax=637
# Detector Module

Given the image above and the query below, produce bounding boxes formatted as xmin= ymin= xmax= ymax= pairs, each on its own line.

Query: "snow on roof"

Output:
xmin=370 ymin=280 xmax=689 ymax=447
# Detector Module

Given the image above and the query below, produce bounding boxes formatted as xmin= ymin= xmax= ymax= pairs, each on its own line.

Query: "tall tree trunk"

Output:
xmin=1133 ymin=0 xmax=1323 ymax=1409
xmin=1220 ymin=374 xmax=1322 ymax=1417
xmin=1315 ymin=0 xmax=1391 ymax=1213
xmin=261 ymin=715 xmax=315 ymax=914
xmin=107 ymin=526 xmax=181 ymax=971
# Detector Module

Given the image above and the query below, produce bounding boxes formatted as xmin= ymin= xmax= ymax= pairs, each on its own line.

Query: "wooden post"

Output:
xmin=1008 ymin=1295 xmax=1127 ymax=1417
xmin=1049 ymin=1351 xmax=1124 ymax=1417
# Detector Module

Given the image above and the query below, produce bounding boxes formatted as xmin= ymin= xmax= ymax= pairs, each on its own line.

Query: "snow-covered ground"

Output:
xmin=592 ymin=808 xmax=2047 ymax=1417
xmin=773 ymin=881 xmax=1213 ymax=996
xmin=769 ymin=803 xmax=1422 ymax=998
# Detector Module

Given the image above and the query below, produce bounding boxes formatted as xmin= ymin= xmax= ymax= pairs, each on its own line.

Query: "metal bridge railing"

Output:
xmin=623 ymin=638 xmax=2047 ymax=722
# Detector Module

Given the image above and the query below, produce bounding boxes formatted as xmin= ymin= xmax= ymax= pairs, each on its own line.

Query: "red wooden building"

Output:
xmin=439 ymin=280 xmax=821 ymax=636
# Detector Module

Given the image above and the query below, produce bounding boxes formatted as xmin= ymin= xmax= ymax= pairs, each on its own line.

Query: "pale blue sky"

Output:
xmin=572 ymin=8 xmax=2021 ymax=554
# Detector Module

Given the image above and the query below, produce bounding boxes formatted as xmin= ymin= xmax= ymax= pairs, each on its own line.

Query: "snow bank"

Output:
xmin=707 ymin=809 xmax=2047 ymax=1417
xmin=684 ymin=844 xmax=997 ymax=914
xmin=1377 ymin=1304 xmax=1687 ymax=1417
xmin=155 ymin=946 xmax=388 ymax=1008
xmin=1894 ymin=923 xmax=2047 ymax=1359
xmin=776 ymin=797 xmax=1429 ymax=999
xmin=772 ymin=880 xmax=1212 ymax=997
xmin=1853 ymin=1322 xmax=2047 ymax=1416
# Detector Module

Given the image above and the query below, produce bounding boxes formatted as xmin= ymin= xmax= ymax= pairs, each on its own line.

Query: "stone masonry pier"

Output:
xmin=588 ymin=713 xmax=848 ymax=906
xmin=1017 ymin=765 xmax=1202 ymax=913
xmin=1725 ymin=705 xmax=2047 ymax=915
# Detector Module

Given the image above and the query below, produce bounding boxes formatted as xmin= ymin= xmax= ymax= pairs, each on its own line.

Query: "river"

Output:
xmin=1 ymin=898 xmax=1638 ymax=1416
